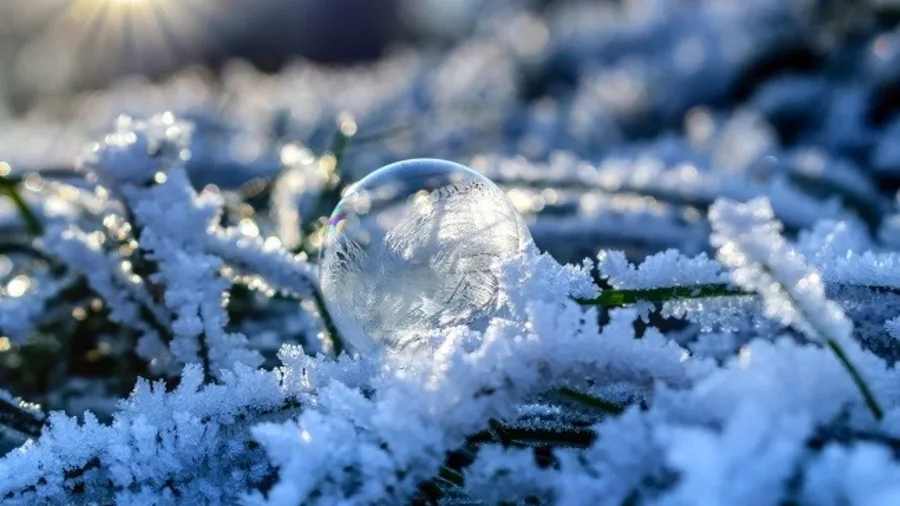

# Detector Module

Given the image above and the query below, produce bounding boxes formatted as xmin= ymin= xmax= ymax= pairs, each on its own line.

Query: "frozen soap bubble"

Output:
xmin=319 ymin=158 xmax=533 ymax=355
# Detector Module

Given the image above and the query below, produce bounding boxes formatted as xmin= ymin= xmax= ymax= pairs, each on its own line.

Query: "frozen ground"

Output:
xmin=3 ymin=0 xmax=900 ymax=504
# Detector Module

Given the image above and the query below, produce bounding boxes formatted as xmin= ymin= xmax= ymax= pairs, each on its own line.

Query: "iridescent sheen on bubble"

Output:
xmin=319 ymin=158 xmax=533 ymax=354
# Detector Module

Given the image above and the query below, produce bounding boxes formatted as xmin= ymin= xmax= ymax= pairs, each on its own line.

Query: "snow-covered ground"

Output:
xmin=3 ymin=0 xmax=900 ymax=504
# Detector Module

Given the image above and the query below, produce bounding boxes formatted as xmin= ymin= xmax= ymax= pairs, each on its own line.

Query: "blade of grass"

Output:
xmin=575 ymin=284 xmax=749 ymax=307
xmin=312 ymin=284 xmax=344 ymax=356
xmin=557 ymin=386 xmax=625 ymax=414
xmin=0 ymin=174 xmax=43 ymax=236
xmin=0 ymin=396 xmax=44 ymax=438
xmin=825 ymin=338 xmax=883 ymax=419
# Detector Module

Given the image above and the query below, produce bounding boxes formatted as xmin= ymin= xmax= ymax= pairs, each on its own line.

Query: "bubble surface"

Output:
xmin=319 ymin=158 xmax=533 ymax=354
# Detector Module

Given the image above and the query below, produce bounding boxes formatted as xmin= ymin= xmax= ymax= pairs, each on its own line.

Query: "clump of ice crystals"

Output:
xmin=319 ymin=158 xmax=533 ymax=354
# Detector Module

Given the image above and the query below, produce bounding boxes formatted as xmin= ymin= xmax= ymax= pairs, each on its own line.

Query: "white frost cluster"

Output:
xmin=709 ymin=197 xmax=853 ymax=346
xmin=4 ymin=192 xmax=900 ymax=503
xmin=77 ymin=113 xmax=193 ymax=193
xmin=34 ymin=114 xmax=321 ymax=379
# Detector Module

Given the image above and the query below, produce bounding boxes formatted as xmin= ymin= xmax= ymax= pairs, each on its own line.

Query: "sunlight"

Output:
xmin=15 ymin=0 xmax=220 ymax=92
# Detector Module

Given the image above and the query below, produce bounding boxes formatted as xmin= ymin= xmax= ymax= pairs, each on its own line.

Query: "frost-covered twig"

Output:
xmin=0 ymin=346 xmax=372 ymax=504
xmin=0 ymin=390 xmax=44 ymax=439
xmin=41 ymin=225 xmax=173 ymax=354
xmin=709 ymin=197 xmax=883 ymax=419
xmin=77 ymin=114 xmax=270 ymax=380
xmin=413 ymin=419 xmax=598 ymax=504
xmin=582 ymin=245 xmax=900 ymax=318
xmin=557 ymin=386 xmax=625 ymax=414
xmin=0 ymin=365 xmax=292 ymax=503
xmin=577 ymin=284 xmax=747 ymax=307
xmin=207 ymin=230 xmax=316 ymax=298
xmin=127 ymin=171 xmax=263 ymax=380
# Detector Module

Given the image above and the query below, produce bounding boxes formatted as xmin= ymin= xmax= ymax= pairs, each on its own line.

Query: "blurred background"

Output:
xmin=0 ymin=1 xmax=892 ymax=107
xmin=0 ymin=0 xmax=404 ymax=111
xmin=0 ymin=0 xmax=555 ymax=111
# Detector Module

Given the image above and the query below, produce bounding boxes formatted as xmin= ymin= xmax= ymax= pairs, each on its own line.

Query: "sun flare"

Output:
xmin=16 ymin=0 xmax=219 ymax=91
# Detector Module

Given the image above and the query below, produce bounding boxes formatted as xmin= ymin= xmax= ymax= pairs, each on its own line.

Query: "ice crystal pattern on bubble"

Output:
xmin=319 ymin=159 xmax=532 ymax=354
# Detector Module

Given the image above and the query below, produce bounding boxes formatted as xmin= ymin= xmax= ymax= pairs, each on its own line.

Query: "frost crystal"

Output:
xmin=709 ymin=197 xmax=852 ymax=346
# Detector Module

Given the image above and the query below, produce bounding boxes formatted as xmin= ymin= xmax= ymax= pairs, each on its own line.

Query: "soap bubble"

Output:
xmin=319 ymin=158 xmax=533 ymax=355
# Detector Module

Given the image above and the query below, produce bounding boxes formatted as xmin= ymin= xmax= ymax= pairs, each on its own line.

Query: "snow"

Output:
xmin=2 ymin=0 xmax=900 ymax=504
